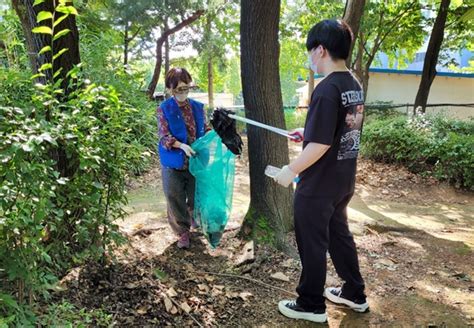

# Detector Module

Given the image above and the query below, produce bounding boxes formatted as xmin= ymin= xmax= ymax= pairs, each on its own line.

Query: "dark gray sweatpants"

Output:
xmin=161 ymin=167 xmax=195 ymax=235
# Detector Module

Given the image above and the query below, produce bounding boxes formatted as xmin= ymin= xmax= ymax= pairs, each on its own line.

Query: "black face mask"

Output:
xmin=211 ymin=108 xmax=243 ymax=156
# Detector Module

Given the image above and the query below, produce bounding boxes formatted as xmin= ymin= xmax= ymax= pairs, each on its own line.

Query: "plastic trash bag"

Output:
xmin=189 ymin=130 xmax=236 ymax=248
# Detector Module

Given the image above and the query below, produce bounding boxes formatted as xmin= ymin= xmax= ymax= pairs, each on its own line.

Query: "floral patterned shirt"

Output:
xmin=157 ymin=99 xmax=210 ymax=168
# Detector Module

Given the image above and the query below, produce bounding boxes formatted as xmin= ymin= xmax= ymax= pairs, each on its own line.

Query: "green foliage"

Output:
xmin=284 ymin=109 xmax=307 ymax=130
xmin=364 ymin=1 xmax=425 ymax=70
xmin=361 ymin=114 xmax=474 ymax=190
xmin=78 ymin=17 xmax=157 ymax=175
xmin=0 ymin=67 xmax=33 ymax=108
xmin=279 ymin=0 xmax=344 ymax=105
xmin=0 ymin=5 xmax=28 ymax=69
xmin=0 ymin=3 xmax=156 ymax=326
xmin=37 ymin=302 xmax=113 ymax=327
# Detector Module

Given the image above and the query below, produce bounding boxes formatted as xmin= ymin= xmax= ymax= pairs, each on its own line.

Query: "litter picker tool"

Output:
xmin=212 ymin=108 xmax=301 ymax=144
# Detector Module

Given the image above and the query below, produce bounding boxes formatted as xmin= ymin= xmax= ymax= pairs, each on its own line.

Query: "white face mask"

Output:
xmin=174 ymin=92 xmax=189 ymax=103
xmin=308 ymin=54 xmax=317 ymax=73
xmin=307 ymin=47 xmax=320 ymax=73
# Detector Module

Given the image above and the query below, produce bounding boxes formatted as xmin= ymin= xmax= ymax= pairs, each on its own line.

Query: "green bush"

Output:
xmin=285 ymin=109 xmax=307 ymax=130
xmin=0 ymin=79 xmax=159 ymax=324
xmin=361 ymin=114 xmax=474 ymax=190
xmin=37 ymin=302 xmax=112 ymax=327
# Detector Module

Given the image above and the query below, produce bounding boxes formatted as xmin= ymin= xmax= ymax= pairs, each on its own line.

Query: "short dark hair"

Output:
xmin=306 ymin=19 xmax=353 ymax=60
xmin=165 ymin=67 xmax=193 ymax=90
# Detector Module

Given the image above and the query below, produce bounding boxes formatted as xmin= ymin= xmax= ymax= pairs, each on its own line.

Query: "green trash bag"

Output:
xmin=189 ymin=130 xmax=236 ymax=248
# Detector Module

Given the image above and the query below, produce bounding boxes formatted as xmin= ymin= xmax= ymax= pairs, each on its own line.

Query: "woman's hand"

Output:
xmin=179 ymin=143 xmax=196 ymax=157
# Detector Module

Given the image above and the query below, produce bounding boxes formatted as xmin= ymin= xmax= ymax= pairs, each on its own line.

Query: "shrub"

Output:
xmin=361 ymin=114 xmax=474 ymax=190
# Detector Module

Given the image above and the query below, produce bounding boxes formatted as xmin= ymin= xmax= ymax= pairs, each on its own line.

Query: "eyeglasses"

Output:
xmin=174 ymin=85 xmax=197 ymax=93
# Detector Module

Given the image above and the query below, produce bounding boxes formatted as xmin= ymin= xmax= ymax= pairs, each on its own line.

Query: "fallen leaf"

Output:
xmin=167 ymin=287 xmax=178 ymax=297
xmin=197 ymin=284 xmax=210 ymax=293
xmin=225 ymin=291 xmax=239 ymax=299
xmin=180 ymin=302 xmax=192 ymax=313
xmin=125 ymin=282 xmax=138 ymax=289
xmin=205 ymin=275 xmax=215 ymax=282
xmin=239 ymin=292 xmax=253 ymax=301
xmin=170 ymin=305 xmax=178 ymax=315
xmin=163 ymin=297 xmax=173 ymax=313
xmin=282 ymin=259 xmax=297 ymax=268
xmin=271 ymin=272 xmax=290 ymax=282
xmin=136 ymin=306 xmax=148 ymax=315
xmin=235 ymin=240 xmax=255 ymax=266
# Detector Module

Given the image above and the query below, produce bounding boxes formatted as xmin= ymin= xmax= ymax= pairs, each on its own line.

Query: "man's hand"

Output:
xmin=274 ymin=165 xmax=297 ymax=187
xmin=179 ymin=143 xmax=196 ymax=157
xmin=289 ymin=128 xmax=304 ymax=143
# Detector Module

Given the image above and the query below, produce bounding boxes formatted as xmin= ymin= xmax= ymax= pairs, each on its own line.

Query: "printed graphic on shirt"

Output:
xmin=338 ymin=90 xmax=364 ymax=161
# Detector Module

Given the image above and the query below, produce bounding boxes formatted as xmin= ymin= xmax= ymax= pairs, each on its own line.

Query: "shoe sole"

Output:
xmin=323 ymin=290 xmax=369 ymax=313
xmin=278 ymin=302 xmax=327 ymax=323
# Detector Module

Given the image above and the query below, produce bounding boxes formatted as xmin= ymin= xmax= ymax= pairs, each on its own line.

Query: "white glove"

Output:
xmin=274 ymin=165 xmax=297 ymax=187
xmin=289 ymin=128 xmax=304 ymax=143
xmin=179 ymin=143 xmax=196 ymax=157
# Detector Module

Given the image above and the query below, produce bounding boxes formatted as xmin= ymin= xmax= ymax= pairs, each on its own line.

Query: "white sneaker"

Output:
xmin=324 ymin=287 xmax=369 ymax=313
xmin=278 ymin=300 xmax=327 ymax=323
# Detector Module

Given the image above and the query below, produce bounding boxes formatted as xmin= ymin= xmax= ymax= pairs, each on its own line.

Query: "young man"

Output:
xmin=274 ymin=19 xmax=369 ymax=323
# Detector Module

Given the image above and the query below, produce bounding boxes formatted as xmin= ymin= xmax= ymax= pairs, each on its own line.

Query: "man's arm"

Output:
xmin=289 ymin=142 xmax=330 ymax=174
xmin=274 ymin=143 xmax=330 ymax=187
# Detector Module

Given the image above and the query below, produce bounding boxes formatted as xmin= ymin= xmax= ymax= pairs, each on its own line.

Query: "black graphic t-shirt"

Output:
xmin=296 ymin=71 xmax=364 ymax=197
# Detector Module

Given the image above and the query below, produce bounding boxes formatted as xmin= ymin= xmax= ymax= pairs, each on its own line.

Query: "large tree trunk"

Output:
xmin=12 ymin=0 xmax=80 ymax=92
xmin=240 ymin=0 xmax=293 ymax=248
xmin=414 ymin=0 xmax=450 ymax=113
xmin=342 ymin=0 xmax=366 ymax=69
xmin=307 ymin=68 xmax=314 ymax=105
xmin=146 ymin=10 xmax=204 ymax=99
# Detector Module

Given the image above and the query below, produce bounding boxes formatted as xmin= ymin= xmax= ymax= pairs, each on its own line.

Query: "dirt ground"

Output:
xmin=53 ymin=142 xmax=474 ymax=327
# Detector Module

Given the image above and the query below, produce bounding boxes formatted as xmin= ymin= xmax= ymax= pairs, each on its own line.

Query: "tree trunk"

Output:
xmin=12 ymin=0 xmax=80 ymax=91
xmin=307 ymin=68 xmax=314 ymax=105
xmin=240 ymin=0 xmax=293 ymax=248
xmin=414 ymin=0 xmax=450 ymax=114
xmin=123 ymin=23 xmax=129 ymax=69
xmin=208 ymin=57 xmax=214 ymax=108
xmin=206 ymin=13 xmax=214 ymax=109
xmin=164 ymin=19 xmax=170 ymax=77
xmin=342 ymin=0 xmax=366 ymax=69
xmin=146 ymin=10 xmax=204 ymax=99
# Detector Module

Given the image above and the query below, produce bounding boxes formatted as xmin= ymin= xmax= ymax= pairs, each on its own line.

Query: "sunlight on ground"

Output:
xmin=348 ymin=194 xmax=474 ymax=249
xmin=414 ymin=279 xmax=474 ymax=317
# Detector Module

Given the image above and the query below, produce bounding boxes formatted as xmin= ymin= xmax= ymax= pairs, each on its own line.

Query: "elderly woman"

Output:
xmin=157 ymin=67 xmax=210 ymax=249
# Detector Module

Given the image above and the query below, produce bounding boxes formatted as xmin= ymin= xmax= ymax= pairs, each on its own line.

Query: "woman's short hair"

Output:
xmin=165 ymin=67 xmax=193 ymax=90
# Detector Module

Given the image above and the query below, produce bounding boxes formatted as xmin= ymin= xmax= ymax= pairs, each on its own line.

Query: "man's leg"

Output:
xmin=294 ymin=193 xmax=335 ymax=311
xmin=327 ymin=192 xmax=366 ymax=300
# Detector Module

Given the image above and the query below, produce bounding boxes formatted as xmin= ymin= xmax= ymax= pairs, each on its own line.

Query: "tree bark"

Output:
xmin=124 ymin=23 xmax=129 ymax=69
xmin=146 ymin=10 xmax=204 ymax=99
xmin=164 ymin=20 xmax=170 ymax=77
xmin=414 ymin=0 xmax=451 ymax=113
xmin=307 ymin=68 xmax=314 ymax=105
xmin=206 ymin=14 xmax=214 ymax=108
xmin=240 ymin=0 xmax=293 ymax=248
xmin=12 ymin=0 xmax=80 ymax=91
xmin=208 ymin=56 xmax=214 ymax=108
xmin=342 ymin=0 xmax=366 ymax=69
